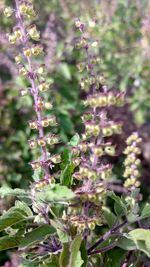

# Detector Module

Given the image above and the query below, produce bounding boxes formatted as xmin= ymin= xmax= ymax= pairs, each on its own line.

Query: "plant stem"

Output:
xmin=88 ymin=220 xmax=128 ymax=254
xmin=15 ymin=0 xmax=49 ymax=179
xmin=88 ymin=242 xmax=117 ymax=255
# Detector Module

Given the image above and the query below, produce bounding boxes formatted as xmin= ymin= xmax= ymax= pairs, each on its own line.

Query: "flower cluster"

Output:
xmin=123 ymin=132 xmax=142 ymax=190
xmin=62 ymin=18 xmax=126 ymax=233
xmin=4 ymin=0 xmax=60 ymax=188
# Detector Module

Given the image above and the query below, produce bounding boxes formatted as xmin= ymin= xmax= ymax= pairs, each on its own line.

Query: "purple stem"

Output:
xmin=88 ymin=220 xmax=128 ymax=254
xmin=88 ymin=242 xmax=117 ymax=255
xmin=15 ymin=0 xmax=49 ymax=179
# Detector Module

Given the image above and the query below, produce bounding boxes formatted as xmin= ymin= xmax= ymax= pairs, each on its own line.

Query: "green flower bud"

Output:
xmin=46 ymin=134 xmax=59 ymax=145
xmin=102 ymin=127 xmax=113 ymax=137
xmin=37 ymin=64 xmax=46 ymax=75
xmin=104 ymin=146 xmax=115 ymax=156
xmin=28 ymin=139 xmax=37 ymax=149
xmin=31 ymin=45 xmax=43 ymax=56
xmin=78 ymin=142 xmax=88 ymax=152
xmin=39 ymin=81 xmax=49 ymax=92
xmin=19 ymin=65 xmax=27 ymax=76
xmin=37 ymin=137 xmax=46 ymax=147
xmin=29 ymin=120 xmax=38 ymax=129
xmin=112 ymin=123 xmax=122 ymax=134
xmin=3 ymin=6 xmax=13 ymax=17
xmin=98 ymin=75 xmax=106 ymax=85
xmin=50 ymin=154 xmax=61 ymax=164
xmin=8 ymin=34 xmax=17 ymax=44
xmin=88 ymin=221 xmax=95 ymax=230
xmin=76 ymin=62 xmax=84 ymax=72
xmin=73 ymin=158 xmax=81 ymax=166
xmin=41 ymin=117 xmax=50 ymax=127
xmin=14 ymin=28 xmax=22 ymax=39
xmin=30 ymin=161 xmax=41 ymax=170
xmin=93 ymin=146 xmax=104 ymax=156
xmin=15 ymin=54 xmax=22 ymax=64
xmin=88 ymin=194 xmax=97 ymax=202
xmin=23 ymin=48 xmax=32 ymax=57
xmin=107 ymin=93 xmax=116 ymax=105
xmin=28 ymin=24 xmax=40 ymax=41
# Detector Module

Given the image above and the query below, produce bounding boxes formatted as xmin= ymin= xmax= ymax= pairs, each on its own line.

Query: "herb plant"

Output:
xmin=0 ymin=1 xmax=150 ymax=267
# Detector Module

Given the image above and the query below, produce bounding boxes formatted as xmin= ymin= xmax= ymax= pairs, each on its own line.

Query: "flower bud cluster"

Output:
xmin=83 ymin=120 xmax=122 ymax=139
xmin=69 ymin=215 xmax=98 ymax=232
xmin=84 ymin=92 xmax=125 ymax=108
xmin=75 ymin=182 xmax=106 ymax=204
xmin=63 ymin=19 xmax=126 ymax=234
xmin=5 ymin=1 xmax=59 ymax=187
xmin=28 ymin=116 xmax=57 ymax=129
xmin=29 ymin=153 xmax=61 ymax=170
xmin=123 ymin=132 xmax=142 ymax=190
xmin=28 ymin=134 xmax=59 ymax=149
xmin=19 ymin=2 xmax=36 ymax=18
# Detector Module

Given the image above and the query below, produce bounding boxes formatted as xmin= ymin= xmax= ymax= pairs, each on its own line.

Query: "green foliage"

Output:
xmin=0 ymin=186 xmax=27 ymax=198
xmin=60 ymin=236 xmax=84 ymax=267
xmin=57 ymin=229 xmax=70 ymax=243
xmin=0 ymin=236 xmax=20 ymax=251
xmin=60 ymin=148 xmax=75 ymax=187
xmin=141 ymin=203 xmax=150 ymax=219
xmin=127 ymin=229 xmax=150 ymax=257
xmin=68 ymin=134 xmax=80 ymax=147
xmin=19 ymin=225 xmax=56 ymax=249
xmin=107 ymin=191 xmax=127 ymax=216
xmin=0 ymin=201 xmax=32 ymax=232
xmin=36 ymin=184 xmax=75 ymax=203
xmin=103 ymin=207 xmax=117 ymax=228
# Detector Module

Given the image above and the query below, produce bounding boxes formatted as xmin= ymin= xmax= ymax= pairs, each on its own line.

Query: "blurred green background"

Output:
xmin=0 ymin=0 xmax=150 ymax=265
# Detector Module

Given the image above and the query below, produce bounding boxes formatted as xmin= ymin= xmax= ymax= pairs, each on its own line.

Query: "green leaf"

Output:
xmin=80 ymin=240 xmax=88 ymax=267
xmin=58 ymin=63 xmax=72 ymax=80
xmin=41 ymin=255 xmax=60 ymax=267
xmin=117 ymin=236 xmax=137 ymax=250
xmin=60 ymin=163 xmax=75 ymax=187
xmin=105 ymin=248 xmax=126 ymax=267
xmin=127 ymin=229 xmax=150 ymax=257
xmin=37 ymin=184 xmax=75 ymax=203
xmin=59 ymin=236 xmax=83 ymax=267
xmin=0 ymin=207 xmax=28 ymax=232
xmin=59 ymin=243 xmax=70 ymax=267
xmin=0 ymin=236 xmax=20 ymax=251
xmin=32 ymin=169 xmax=44 ymax=181
xmin=141 ymin=203 xmax=150 ymax=219
xmin=68 ymin=235 xmax=83 ymax=267
xmin=103 ymin=207 xmax=117 ymax=228
xmin=57 ymin=229 xmax=70 ymax=243
xmin=73 ymin=252 xmax=84 ymax=267
xmin=50 ymin=219 xmax=64 ymax=231
xmin=129 ymin=228 xmax=150 ymax=240
xmin=107 ymin=191 xmax=127 ymax=216
xmin=19 ymin=225 xmax=56 ymax=249
xmin=127 ymin=213 xmax=139 ymax=223
xmin=68 ymin=134 xmax=80 ymax=146
xmin=15 ymin=201 xmax=33 ymax=217
xmin=0 ymin=186 xmax=27 ymax=198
